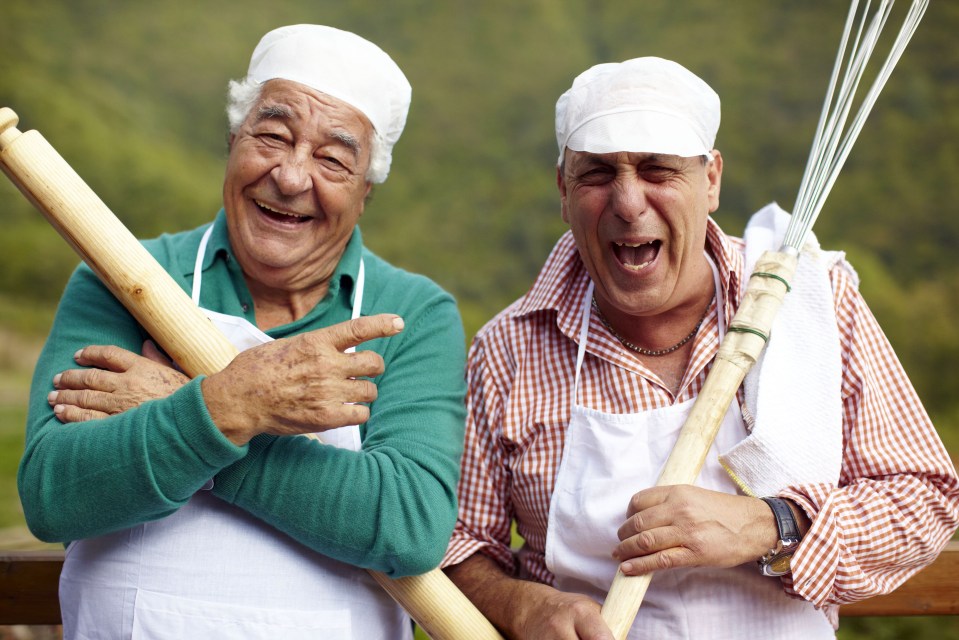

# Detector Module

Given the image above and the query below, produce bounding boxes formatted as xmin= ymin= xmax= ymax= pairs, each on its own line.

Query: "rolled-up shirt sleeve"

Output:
xmin=780 ymin=267 xmax=959 ymax=608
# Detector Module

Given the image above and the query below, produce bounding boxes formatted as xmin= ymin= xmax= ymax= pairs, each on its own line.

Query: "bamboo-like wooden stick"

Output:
xmin=600 ymin=251 xmax=797 ymax=640
xmin=0 ymin=106 xmax=503 ymax=640
xmin=370 ymin=570 xmax=504 ymax=639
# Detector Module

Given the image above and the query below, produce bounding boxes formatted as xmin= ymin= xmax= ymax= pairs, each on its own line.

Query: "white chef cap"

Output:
xmin=247 ymin=25 xmax=411 ymax=183
xmin=555 ymin=57 xmax=720 ymax=165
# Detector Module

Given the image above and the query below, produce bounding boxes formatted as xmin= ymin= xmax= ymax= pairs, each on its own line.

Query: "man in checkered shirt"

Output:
xmin=442 ymin=57 xmax=959 ymax=640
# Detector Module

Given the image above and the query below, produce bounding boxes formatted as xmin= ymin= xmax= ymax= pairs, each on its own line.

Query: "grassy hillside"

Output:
xmin=5 ymin=0 xmax=956 ymax=447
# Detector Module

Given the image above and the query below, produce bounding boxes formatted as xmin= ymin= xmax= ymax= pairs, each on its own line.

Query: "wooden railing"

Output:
xmin=0 ymin=550 xmax=63 ymax=625
xmin=1 ymin=542 xmax=957 ymax=625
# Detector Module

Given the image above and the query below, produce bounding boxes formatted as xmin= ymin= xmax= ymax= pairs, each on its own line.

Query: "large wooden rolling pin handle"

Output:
xmin=0 ymin=108 xmax=238 ymax=376
xmin=600 ymin=251 xmax=798 ymax=640
xmin=0 ymin=107 xmax=503 ymax=640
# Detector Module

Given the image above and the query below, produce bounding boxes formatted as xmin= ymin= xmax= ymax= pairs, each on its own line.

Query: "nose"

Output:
xmin=271 ymin=147 xmax=312 ymax=195
xmin=609 ymin=173 xmax=648 ymax=222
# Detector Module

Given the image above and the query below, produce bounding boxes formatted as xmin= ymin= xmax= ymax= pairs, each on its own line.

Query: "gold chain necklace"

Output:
xmin=591 ymin=295 xmax=714 ymax=357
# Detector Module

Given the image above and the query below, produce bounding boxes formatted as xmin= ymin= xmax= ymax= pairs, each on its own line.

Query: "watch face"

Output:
xmin=759 ymin=535 xmax=800 ymax=577
xmin=769 ymin=554 xmax=792 ymax=575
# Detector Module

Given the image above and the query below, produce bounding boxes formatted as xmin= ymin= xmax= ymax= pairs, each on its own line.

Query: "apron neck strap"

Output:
xmin=344 ymin=258 xmax=365 ymax=354
xmin=572 ymin=280 xmax=594 ymax=404
xmin=351 ymin=258 xmax=365 ymax=321
xmin=705 ymin=252 xmax=725 ymax=339
xmin=192 ymin=223 xmax=215 ymax=305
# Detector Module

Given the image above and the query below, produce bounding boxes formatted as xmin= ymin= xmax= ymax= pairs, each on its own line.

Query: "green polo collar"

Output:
xmin=194 ymin=208 xmax=364 ymax=328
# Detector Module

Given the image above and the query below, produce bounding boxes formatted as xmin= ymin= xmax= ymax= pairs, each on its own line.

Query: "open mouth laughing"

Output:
xmin=255 ymin=199 xmax=312 ymax=224
xmin=613 ymin=240 xmax=661 ymax=271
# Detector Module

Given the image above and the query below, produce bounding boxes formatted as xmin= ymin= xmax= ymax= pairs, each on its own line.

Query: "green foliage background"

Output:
xmin=1 ymin=1 xmax=957 ymax=638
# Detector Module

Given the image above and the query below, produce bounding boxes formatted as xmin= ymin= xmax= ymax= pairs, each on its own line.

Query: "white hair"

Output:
xmin=225 ymin=77 xmax=390 ymax=183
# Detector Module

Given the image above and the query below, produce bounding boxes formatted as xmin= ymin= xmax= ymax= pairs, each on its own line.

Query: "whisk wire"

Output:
xmin=782 ymin=0 xmax=928 ymax=253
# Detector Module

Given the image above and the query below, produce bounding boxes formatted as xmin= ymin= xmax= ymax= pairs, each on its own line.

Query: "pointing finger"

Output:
xmin=321 ymin=314 xmax=404 ymax=352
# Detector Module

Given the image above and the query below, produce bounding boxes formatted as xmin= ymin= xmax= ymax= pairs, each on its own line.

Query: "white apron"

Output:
xmin=544 ymin=256 xmax=834 ymax=639
xmin=59 ymin=223 xmax=410 ymax=640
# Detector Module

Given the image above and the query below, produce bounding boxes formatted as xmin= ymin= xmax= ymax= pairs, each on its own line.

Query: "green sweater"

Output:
xmin=18 ymin=210 xmax=467 ymax=577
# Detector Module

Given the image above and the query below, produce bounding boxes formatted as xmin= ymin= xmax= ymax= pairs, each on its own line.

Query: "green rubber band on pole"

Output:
xmin=727 ymin=326 xmax=769 ymax=342
xmin=750 ymin=271 xmax=791 ymax=292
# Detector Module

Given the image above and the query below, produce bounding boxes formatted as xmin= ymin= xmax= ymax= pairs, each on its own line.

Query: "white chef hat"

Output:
xmin=247 ymin=25 xmax=411 ymax=183
xmin=555 ymin=57 xmax=720 ymax=165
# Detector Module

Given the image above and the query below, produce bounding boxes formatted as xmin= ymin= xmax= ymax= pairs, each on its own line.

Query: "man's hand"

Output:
xmin=49 ymin=340 xmax=189 ymax=423
xmin=612 ymin=484 xmax=778 ymax=575
xmin=514 ymin=587 xmax=614 ymax=640
xmin=202 ymin=313 xmax=405 ymax=445
xmin=445 ymin=553 xmax=614 ymax=640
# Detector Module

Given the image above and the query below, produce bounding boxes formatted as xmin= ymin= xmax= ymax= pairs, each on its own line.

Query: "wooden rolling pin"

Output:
xmin=0 ymin=106 xmax=503 ymax=640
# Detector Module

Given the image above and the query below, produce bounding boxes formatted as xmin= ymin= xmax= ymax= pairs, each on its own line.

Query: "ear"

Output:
xmin=557 ymin=165 xmax=570 ymax=224
xmin=357 ymin=182 xmax=374 ymax=217
xmin=705 ymin=150 xmax=723 ymax=213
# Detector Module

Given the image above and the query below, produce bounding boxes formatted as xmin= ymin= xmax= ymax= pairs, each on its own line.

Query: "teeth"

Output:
xmin=255 ymin=200 xmax=308 ymax=218
xmin=614 ymin=240 xmax=656 ymax=271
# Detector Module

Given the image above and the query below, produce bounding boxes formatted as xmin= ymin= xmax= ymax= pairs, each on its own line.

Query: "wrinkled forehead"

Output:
xmin=562 ymin=148 xmax=696 ymax=169
xmin=253 ymin=79 xmax=374 ymax=146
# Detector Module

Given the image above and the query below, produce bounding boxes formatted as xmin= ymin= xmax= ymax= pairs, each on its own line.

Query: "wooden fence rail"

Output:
xmin=1 ymin=542 xmax=957 ymax=625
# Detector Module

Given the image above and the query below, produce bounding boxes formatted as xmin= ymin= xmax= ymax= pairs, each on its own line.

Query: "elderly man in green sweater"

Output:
xmin=18 ymin=25 xmax=466 ymax=640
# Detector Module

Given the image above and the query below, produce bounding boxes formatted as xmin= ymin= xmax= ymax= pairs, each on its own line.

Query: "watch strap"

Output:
xmin=758 ymin=497 xmax=802 ymax=576
xmin=761 ymin=496 xmax=800 ymax=543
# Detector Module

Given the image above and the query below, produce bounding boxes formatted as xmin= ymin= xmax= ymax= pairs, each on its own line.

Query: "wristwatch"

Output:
xmin=758 ymin=497 xmax=802 ymax=577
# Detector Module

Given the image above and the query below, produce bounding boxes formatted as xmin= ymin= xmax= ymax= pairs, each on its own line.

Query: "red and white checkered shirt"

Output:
xmin=444 ymin=219 xmax=959 ymax=621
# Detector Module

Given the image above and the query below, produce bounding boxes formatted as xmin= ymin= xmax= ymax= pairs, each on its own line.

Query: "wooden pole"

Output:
xmin=600 ymin=251 xmax=797 ymax=640
xmin=0 ymin=109 xmax=238 ymax=378
xmin=0 ymin=107 xmax=503 ymax=640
